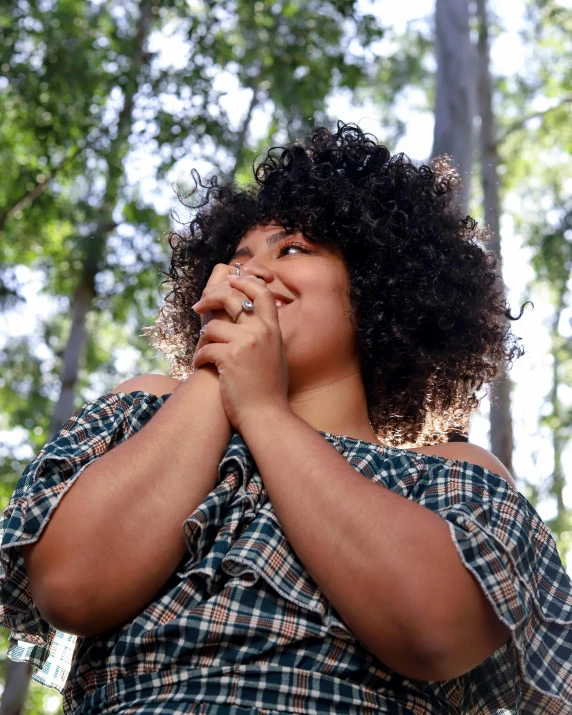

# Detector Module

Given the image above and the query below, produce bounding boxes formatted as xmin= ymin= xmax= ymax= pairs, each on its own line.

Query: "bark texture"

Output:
xmin=432 ymin=0 xmax=475 ymax=441
xmin=432 ymin=0 xmax=475 ymax=213
xmin=476 ymin=0 xmax=514 ymax=474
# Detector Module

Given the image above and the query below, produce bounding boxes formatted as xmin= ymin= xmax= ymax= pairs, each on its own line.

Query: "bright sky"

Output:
xmin=2 ymin=0 xmax=571 ymax=564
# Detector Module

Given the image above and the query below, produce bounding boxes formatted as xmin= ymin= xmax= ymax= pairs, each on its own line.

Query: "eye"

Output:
xmin=277 ymin=241 xmax=311 ymax=257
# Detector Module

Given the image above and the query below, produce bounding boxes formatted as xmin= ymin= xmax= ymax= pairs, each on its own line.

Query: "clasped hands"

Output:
xmin=192 ymin=265 xmax=291 ymax=434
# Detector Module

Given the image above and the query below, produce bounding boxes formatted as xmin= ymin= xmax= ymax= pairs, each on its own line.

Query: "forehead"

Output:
xmin=237 ymin=223 xmax=296 ymax=244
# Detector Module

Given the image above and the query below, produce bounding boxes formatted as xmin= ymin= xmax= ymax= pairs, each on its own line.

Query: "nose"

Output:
xmin=238 ymin=259 xmax=274 ymax=285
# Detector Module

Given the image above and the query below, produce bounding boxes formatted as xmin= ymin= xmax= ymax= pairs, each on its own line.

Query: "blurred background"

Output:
xmin=0 ymin=0 xmax=571 ymax=711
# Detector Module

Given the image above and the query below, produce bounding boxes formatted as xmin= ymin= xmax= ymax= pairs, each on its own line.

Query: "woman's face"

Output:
xmin=228 ymin=223 xmax=360 ymax=390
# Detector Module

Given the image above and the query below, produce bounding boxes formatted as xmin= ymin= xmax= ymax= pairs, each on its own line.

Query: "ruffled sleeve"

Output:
xmin=0 ymin=390 xmax=171 ymax=692
xmin=410 ymin=453 xmax=572 ymax=712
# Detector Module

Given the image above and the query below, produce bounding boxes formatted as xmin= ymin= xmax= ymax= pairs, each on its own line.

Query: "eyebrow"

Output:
xmin=228 ymin=229 xmax=296 ymax=263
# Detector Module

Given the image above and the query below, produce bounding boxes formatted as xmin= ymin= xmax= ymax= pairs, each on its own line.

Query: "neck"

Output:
xmin=287 ymin=369 xmax=378 ymax=443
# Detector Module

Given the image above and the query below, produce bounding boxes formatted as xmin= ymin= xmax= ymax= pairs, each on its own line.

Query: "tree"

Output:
xmin=431 ymin=0 xmax=475 ymax=213
xmin=528 ymin=202 xmax=572 ymax=568
xmin=475 ymin=0 xmax=516 ymax=474
xmin=496 ymin=0 xmax=572 ymax=554
xmin=431 ymin=0 xmax=475 ymax=442
xmin=478 ymin=0 xmax=572 ymax=492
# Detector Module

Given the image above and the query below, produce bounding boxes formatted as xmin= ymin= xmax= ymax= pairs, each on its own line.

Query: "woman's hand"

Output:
xmin=192 ymin=274 xmax=290 ymax=433
xmin=195 ymin=263 xmax=243 ymax=334
xmin=194 ymin=263 xmax=247 ymax=382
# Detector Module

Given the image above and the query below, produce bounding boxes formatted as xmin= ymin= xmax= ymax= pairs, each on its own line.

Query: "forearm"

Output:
xmin=27 ymin=367 xmax=232 ymax=637
xmin=239 ymin=407 xmax=463 ymax=677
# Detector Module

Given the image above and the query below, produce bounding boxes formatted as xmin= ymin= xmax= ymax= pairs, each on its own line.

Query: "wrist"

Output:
xmin=185 ymin=367 xmax=233 ymax=433
xmin=237 ymin=401 xmax=296 ymax=438
xmin=192 ymin=364 xmax=219 ymax=382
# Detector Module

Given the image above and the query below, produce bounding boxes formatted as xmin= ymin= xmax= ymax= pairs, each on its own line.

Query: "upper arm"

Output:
xmin=23 ymin=374 xmax=179 ymax=618
xmin=429 ymin=443 xmax=517 ymax=490
xmin=110 ymin=374 xmax=181 ymax=397
xmin=411 ymin=443 xmax=516 ymax=679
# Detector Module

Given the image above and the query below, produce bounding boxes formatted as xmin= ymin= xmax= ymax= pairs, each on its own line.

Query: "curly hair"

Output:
xmin=143 ymin=121 xmax=527 ymax=448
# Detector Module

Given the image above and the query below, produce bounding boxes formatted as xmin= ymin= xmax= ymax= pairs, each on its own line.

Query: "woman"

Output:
xmin=1 ymin=123 xmax=571 ymax=714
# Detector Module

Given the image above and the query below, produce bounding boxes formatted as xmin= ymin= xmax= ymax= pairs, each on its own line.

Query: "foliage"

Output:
xmin=492 ymin=0 xmax=572 ymax=551
xmin=0 ymin=0 xmax=396 ymax=480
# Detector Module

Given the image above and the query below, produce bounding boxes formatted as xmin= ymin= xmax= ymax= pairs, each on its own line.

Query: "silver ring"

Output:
xmin=232 ymin=298 xmax=255 ymax=323
xmin=199 ymin=325 xmax=211 ymax=343
xmin=234 ymin=262 xmax=241 ymax=276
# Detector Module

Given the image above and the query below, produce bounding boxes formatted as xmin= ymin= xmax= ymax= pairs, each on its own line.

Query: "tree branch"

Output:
xmin=0 ymin=130 xmax=107 ymax=234
xmin=497 ymin=95 xmax=572 ymax=146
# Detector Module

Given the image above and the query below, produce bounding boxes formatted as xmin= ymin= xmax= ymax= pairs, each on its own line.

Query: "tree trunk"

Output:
xmin=475 ymin=0 xmax=514 ymax=474
xmin=228 ymin=83 xmax=261 ymax=183
xmin=431 ymin=0 xmax=475 ymax=213
xmin=545 ymin=286 xmax=570 ymax=569
xmin=0 ymin=2 xmax=157 ymax=711
xmin=431 ymin=0 xmax=475 ymax=441
xmin=0 ymin=662 xmax=32 ymax=715
xmin=48 ymin=249 xmax=101 ymax=434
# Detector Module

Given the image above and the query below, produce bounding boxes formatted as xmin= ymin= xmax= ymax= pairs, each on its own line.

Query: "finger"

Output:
xmin=199 ymin=318 xmax=243 ymax=344
xmin=197 ymin=264 xmax=244 ymax=331
xmin=194 ymin=274 xmax=251 ymax=312
xmin=227 ymin=274 xmax=278 ymax=320
xmin=197 ymin=324 xmax=213 ymax=347
xmin=203 ymin=262 xmax=241 ymax=291
xmin=192 ymin=276 xmax=264 ymax=316
xmin=192 ymin=288 xmax=246 ymax=319
xmin=193 ymin=344 xmax=224 ymax=371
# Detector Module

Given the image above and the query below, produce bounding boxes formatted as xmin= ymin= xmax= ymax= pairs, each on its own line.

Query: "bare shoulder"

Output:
xmin=412 ymin=442 xmax=517 ymax=490
xmin=110 ymin=374 xmax=182 ymax=398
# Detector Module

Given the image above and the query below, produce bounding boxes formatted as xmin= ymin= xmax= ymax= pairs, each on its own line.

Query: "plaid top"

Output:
xmin=1 ymin=391 xmax=572 ymax=715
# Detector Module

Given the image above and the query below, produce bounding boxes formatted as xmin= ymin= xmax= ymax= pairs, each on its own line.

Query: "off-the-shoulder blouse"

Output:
xmin=1 ymin=390 xmax=571 ymax=714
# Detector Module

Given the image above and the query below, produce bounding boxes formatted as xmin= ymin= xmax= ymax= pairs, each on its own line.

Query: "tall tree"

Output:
xmin=498 ymin=0 xmax=572 ymax=553
xmin=529 ymin=203 xmax=572 ymax=568
xmin=431 ymin=0 xmax=475 ymax=213
xmin=475 ymin=0 xmax=515 ymax=474
xmin=50 ymin=0 xmax=157 ymax=433
xmin=431 ymin=0 xmax=475 ymax=441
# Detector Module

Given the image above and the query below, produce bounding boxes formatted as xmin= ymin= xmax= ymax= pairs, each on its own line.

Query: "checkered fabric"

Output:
xmin=1 ymin=390 xmax=571 ymax=714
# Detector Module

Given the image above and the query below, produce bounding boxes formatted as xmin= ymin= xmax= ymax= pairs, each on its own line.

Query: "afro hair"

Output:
xmin=143 ymin=121 xmax=526 ymax=448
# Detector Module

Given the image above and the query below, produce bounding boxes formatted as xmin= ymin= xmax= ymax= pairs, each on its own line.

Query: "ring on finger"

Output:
xmin=232 ymin=298 xmax=255 ymax=323
xmin=199 ymin=325 xmax=211 ymax=343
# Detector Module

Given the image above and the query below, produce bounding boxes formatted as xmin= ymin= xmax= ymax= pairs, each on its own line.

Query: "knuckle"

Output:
xmin=214 ymin=262 xmax=232 ymax=274
xmin=205 ymin=263 xmax=233 ymax=287
xmin=202 ymin=279 xmax=231 ymax=300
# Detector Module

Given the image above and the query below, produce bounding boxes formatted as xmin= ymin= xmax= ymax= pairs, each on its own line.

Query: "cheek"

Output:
xmin=304 ymin=284 xmax=348 ymax=319
xmin=281 ymin=280 xmax=357 ymax=368
xmin=296 ymin=290 xmax=354 ymax=344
